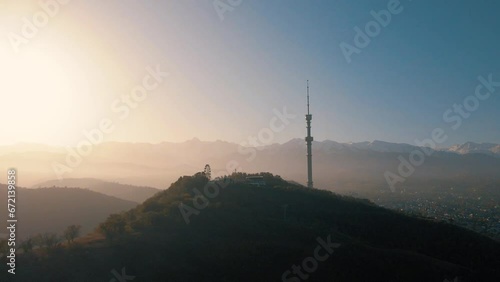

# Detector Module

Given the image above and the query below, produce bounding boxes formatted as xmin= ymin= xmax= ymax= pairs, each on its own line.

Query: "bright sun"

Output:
xmin=0 ymin=47 xmax=83 ymax=145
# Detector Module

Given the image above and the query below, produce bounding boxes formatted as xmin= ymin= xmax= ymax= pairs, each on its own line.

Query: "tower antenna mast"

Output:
xmin=305 ymin=80 xmax=314 ymax=188
xmin=307 ymin=80 xmax=310 ymax=115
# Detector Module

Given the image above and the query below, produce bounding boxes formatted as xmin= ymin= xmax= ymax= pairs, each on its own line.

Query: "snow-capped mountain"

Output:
xmin=446 ymin=142 xmax=500 ymax=156
xmin=346 ymin=140 xmax=421 ymax=153
xmin=278 ymin=139 xmax=498 ymax=156
xmin=1 ymin=139 xmax=499 ymax=189
xmin=279 ymin=139 xmax=421 ymax=153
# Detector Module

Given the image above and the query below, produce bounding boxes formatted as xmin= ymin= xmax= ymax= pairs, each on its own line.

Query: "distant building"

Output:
xmin=246 ymin=176 xmax=266 ymax=187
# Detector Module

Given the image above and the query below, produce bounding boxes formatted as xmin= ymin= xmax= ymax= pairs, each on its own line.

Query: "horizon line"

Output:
xmin=1 ymin=138 xmax=498 ymax=149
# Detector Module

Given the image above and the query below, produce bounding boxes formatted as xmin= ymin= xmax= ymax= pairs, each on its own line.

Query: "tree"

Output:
xmin=0 ymin=239 xmax=8 ymax=255
xmin=204 ymin=164 xmax=212 ymax=180
xmin=20 ymin=237 xmax=34 ymax=253
xmin=98 ymin=214 xmax=127 ymax=244
xmin=32 ymin=233 xmax=43 ymax=248
xmin=35 ymin=233 xmax=60 ymax=250
xmin=64 ymin=225 xmax=82 ymax=244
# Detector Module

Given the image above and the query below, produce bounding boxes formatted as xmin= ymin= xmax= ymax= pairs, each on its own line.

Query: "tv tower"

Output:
xmin=305 ymin=80 xmax=313 ymax=188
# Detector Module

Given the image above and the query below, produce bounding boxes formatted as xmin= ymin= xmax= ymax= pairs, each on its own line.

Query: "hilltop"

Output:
xmin=4 ymin=173 xmax=500 ymax=281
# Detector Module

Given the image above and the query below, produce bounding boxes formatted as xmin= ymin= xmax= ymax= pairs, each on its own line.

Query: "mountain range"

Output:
xmin=447 ymin=142 xmax=500 ymax=156
xmin=1 ymin=139 xmax=498 ymax=193
xmin=281 ymin=139 xmax=500 ymax=156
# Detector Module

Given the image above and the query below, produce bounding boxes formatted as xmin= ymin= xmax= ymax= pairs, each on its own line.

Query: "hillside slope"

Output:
xmin=4 ymin=173 xmax=500 ymax=281
xmin=0 ymin=184 xmax=137 ymax=240
xmin=34 ymin=178 xmax=161 ymax=203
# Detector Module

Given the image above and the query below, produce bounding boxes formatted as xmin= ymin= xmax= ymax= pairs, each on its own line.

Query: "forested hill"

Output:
xmin=4 ymin=173 xmax=500 ymax=282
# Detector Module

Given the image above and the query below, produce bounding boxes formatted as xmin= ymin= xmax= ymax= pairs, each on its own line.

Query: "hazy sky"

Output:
xmin=0 ymin=0 xmax=499 ymax=147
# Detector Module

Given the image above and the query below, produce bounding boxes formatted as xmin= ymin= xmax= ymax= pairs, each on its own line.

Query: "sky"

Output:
xmin=0 ymin=0 xmax=499 ymax=147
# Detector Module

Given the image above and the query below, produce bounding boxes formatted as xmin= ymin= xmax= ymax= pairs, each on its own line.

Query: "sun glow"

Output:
xmin=0 ymin=46 xmax=88 ymax=145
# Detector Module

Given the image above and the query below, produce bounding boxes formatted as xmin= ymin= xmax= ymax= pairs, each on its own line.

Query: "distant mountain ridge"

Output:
xmin=278 ymin=138 xmax=500 ymax=156
xmin=34 ymin=178 xmax=160 ymax=203
xmin=1 ymin=139 xmax=497 ymax=157
xmin=0 ymin=139 xmax=498 ymax=190
xmin=0 ymin=184 xmax=136 ymax=240
xmin=447 ymin=142 xmax=500 ymax=156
